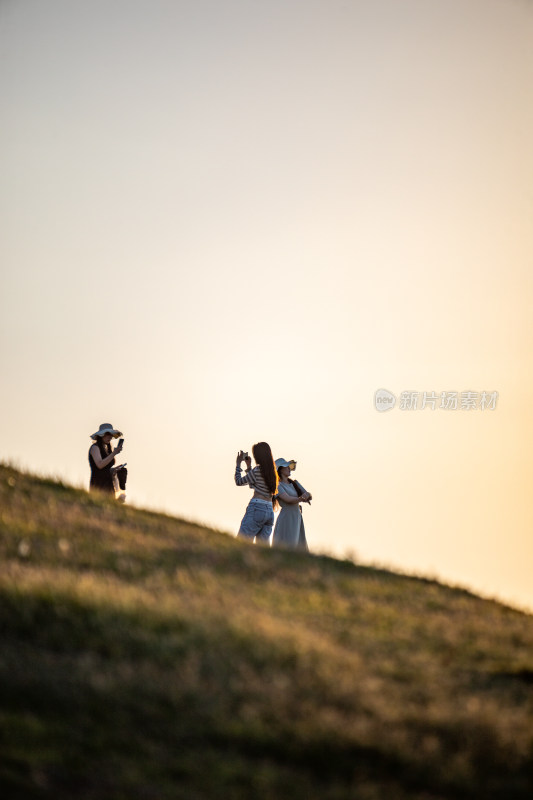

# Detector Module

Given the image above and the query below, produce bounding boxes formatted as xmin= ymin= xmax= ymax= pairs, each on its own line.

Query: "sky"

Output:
xmin=1 ymin=0 xmax=532 ymax=611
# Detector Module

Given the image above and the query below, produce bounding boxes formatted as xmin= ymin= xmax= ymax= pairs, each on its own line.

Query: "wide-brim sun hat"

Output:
xmin=90 ymin=422 xmax=123 ymax=440
xmin=275 ymin=458 xmax=296 ymax=470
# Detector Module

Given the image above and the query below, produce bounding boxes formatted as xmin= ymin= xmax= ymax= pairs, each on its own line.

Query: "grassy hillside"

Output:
xmin=1 ymin=463 xmax=533 ymax=800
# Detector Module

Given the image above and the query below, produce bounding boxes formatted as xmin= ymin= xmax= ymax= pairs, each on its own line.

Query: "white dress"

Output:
xmin=272 ymin=481 xmax=309 ymax=550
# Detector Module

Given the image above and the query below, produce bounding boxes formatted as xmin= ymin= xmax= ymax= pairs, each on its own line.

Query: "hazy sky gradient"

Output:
xmin=2 ymin=0 xmax=532 ymax=610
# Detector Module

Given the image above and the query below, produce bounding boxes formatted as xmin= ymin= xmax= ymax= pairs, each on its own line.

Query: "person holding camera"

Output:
xmin=234 ymin=442 xmax=279 ymax=543
xmin=272 ymin=457 xmax=311 ymax=550
xmin=88 ymin=422 xmax=126 ymax=499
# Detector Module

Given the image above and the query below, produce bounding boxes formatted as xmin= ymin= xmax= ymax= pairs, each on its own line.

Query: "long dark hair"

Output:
xmin=252 ymin=441 xmax=279 ymax=509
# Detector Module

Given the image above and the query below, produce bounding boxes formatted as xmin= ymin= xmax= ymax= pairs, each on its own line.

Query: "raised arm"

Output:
xmin=90 ymin=442 xmax=122 ymax=470
xmin=235 ymin=451 xmax=255 ymax=487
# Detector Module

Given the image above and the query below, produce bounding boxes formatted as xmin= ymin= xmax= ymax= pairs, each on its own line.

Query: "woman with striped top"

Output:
xmin=235 ymin=441 xmax=279 ymax=543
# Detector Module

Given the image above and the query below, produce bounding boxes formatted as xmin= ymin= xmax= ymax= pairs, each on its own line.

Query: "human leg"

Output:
xmin=255 ymin=505 xmax=275 ymax=543
xmin=238 ymin=499 xmax=273 ymax=543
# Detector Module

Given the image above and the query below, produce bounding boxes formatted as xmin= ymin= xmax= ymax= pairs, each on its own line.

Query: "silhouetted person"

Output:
xmin=272 ymin=457 xmax=311 ymax=550
xmin=88 ymin=422 xmax=124 ymax=498
xmin=235 ymin=442 xmax=279 ymax=543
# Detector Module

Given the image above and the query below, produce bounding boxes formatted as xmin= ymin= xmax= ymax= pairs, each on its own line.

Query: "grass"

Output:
xmin=1 ymin=462 xmax=533 ymax=799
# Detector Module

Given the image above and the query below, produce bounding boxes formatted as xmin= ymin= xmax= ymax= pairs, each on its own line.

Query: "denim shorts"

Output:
xmin=238 ymin=497 xmax=275 ymax=542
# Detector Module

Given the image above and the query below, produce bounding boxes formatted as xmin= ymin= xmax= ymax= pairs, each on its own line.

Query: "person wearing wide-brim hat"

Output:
xmin=272 ymin=458 xmax=312 ymax=551
xmin=88 ymin=423 xmax=124 ymax=497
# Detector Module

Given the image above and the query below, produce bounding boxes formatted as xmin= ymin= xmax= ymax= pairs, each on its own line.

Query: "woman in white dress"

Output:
xmin=272 ymin=458 xmax=312 ymax=550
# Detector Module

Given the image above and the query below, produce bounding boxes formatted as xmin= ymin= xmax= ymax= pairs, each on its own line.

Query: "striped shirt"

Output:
xmin=235 ymin=464 xmax=273 ymax=500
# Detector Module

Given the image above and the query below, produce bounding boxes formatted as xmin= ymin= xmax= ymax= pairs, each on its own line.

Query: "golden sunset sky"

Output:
xmin=1 ymin=0 xmax=532 ymax=609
